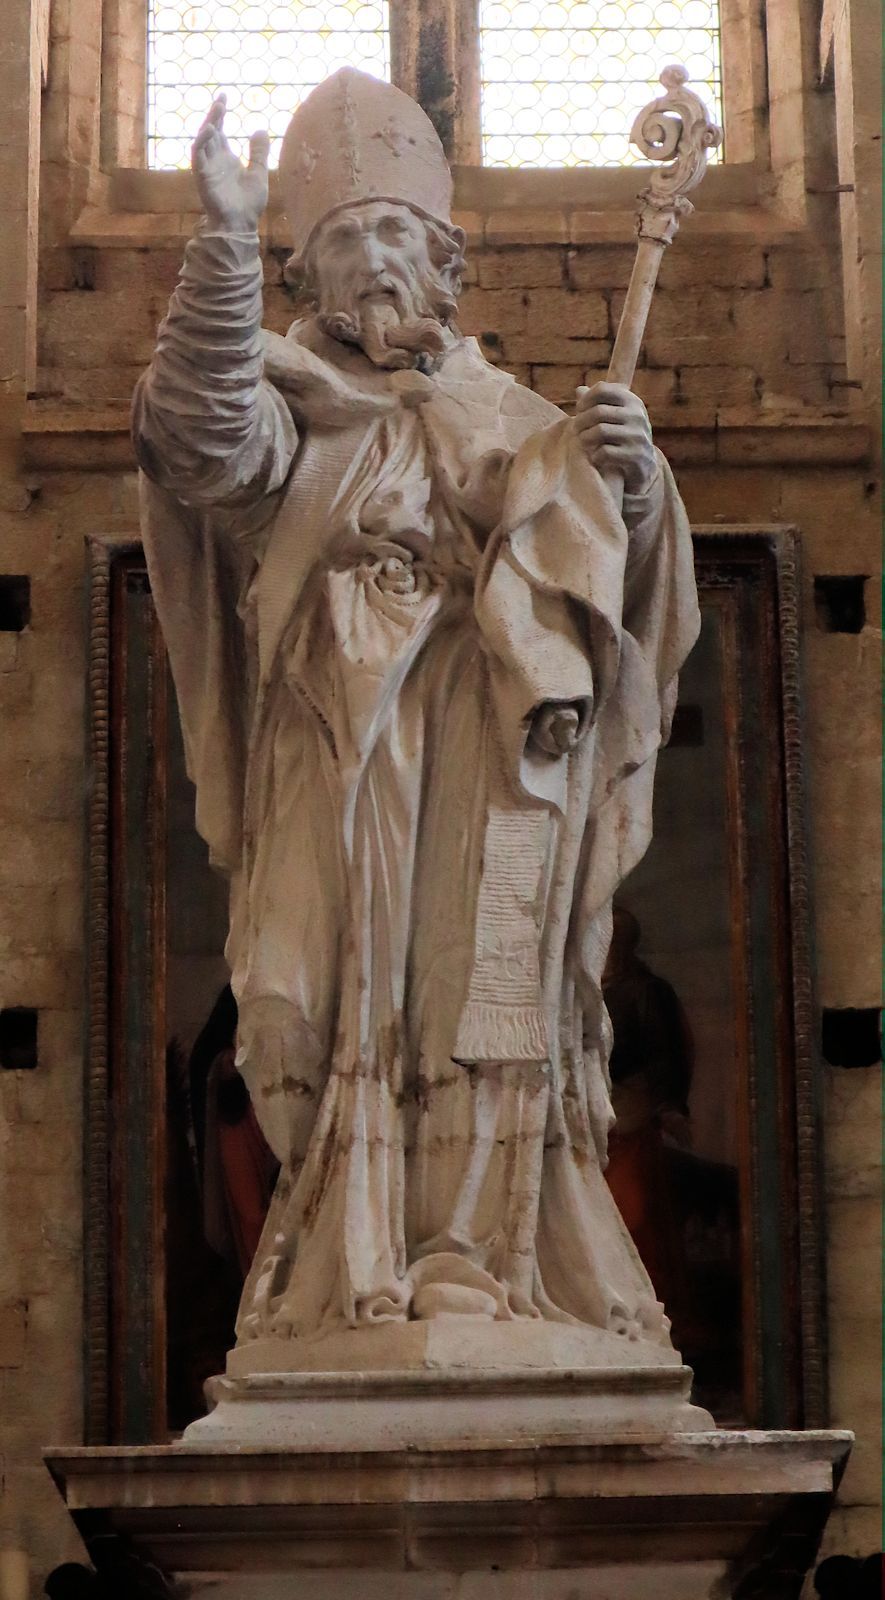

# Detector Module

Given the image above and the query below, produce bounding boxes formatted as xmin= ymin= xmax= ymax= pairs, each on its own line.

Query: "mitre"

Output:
xmin=280 ymin=67 xmax=454 ymax=263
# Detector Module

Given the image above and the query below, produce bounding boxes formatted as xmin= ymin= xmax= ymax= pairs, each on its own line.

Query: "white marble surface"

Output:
xmin=182 ymin=1358 xmax=712 ymax=1449
xmin=223 ymin=1319 xmax=682 ymax=1374
xmin=134 ymin=67 xmax=700 ymax=1371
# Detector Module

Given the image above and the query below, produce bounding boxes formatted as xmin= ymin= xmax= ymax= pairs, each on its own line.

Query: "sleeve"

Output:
xmin=474 ymin=419 xmax=625 ymax=811
xmin=621 ymin=452 xmax=667 ymax=573
xmin=131 ymin=226 xmax=298 ymax=511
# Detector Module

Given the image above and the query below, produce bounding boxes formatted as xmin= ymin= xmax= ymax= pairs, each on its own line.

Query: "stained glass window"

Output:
xmin=480 ymin=0 xmax=723 ymax=167
xmin=147 ymin=1 xmax=391 ymax=169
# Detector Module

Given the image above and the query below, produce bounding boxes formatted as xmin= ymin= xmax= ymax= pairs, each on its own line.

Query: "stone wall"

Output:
xmin=38 ymin=229 xmax=848 ymax=413
xmin=0 ymin=0 xmax=881 ymax=1593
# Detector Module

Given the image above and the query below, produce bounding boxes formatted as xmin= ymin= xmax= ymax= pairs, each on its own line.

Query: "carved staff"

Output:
xmin=608 ymin=65 xmax=723 ymax=388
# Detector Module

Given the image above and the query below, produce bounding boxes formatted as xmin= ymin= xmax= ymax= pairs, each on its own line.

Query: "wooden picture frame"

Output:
xmin=83 ymin=527 xmax=826 ymax=1445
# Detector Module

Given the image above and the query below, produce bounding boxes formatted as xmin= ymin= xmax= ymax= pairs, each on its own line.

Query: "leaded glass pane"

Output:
xmin=480 ymin=0 xmax=723 ymax=166
xmin=147 ymin=1 xmax=391 ymax=169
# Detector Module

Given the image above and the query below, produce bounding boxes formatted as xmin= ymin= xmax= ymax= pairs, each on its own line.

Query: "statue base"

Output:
xmin=45 ymin=1429 xmax=852 ymax=1599
xmin=182 ymin=1319 xmax=712 ymax=1448
xmin=225 ymin=1316 xmax=684 ymax=1375
xmin=185 ymin=1366 xmax=713 ymax=1451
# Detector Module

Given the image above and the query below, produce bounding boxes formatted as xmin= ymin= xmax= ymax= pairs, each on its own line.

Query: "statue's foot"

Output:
xmin=411 ymin=1281 xmax=498 ymax=1319
xmin=406 ymin=1250 xmax=524 ymax=1321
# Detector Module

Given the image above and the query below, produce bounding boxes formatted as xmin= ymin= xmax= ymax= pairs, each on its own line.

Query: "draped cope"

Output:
xmin=134 ymin=228 xmax=700 ymax=1346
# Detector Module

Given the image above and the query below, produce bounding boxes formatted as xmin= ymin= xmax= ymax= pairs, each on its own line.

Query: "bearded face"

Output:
xmin=304 ymin=202 xmax=466 ymax=370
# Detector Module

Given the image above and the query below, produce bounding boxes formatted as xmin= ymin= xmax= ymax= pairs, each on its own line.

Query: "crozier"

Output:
xmin=132 ymin=66 xmax=710 ymax=1441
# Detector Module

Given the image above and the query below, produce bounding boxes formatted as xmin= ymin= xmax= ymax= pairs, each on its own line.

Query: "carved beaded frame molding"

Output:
xmin=85 ymin=537 xmax=168 ymax=1445
xmin=83 ymin=525 xmax=825 ymax=1445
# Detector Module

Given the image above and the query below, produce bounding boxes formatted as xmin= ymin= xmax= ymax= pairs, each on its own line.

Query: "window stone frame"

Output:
xmin=100 ymin=0 xmax=768 ymax=175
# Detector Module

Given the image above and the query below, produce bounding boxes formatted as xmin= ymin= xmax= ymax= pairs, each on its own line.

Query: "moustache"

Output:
xmin=320 ymin=301 xmax=447 ymax=370
xmin=357 ymin=272 xmax=400 ymax=301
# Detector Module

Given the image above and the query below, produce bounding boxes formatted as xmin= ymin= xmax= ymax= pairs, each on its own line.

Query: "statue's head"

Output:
xmin=305 ymin=200 xmax=466 ymax=369
xmin=280 ymin=68 xmax=466 ymax=369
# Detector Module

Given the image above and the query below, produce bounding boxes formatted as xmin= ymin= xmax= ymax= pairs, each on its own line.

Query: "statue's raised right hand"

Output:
xmin=192 ymin=94 xmax=270 ymax=233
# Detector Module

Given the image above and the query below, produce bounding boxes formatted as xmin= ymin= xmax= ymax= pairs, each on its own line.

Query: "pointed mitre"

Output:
xmin=280 ymin=67 xmax=454 ymax=262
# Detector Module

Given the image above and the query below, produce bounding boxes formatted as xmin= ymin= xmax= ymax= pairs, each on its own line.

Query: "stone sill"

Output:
xmin=44 ymin=1430 xmax=853 ymax=1582
xmin=70 ymin=162 xmax=799 ymax=250
xmin=20 ymin=404 xmax=870 ymax=472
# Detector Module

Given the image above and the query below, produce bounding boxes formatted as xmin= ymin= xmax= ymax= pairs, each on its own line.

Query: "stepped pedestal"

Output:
xmin=181 ymin=1321 xmax=713 ymax=1449
xmin=46 ymin=1351 xmax=851 ymax=1600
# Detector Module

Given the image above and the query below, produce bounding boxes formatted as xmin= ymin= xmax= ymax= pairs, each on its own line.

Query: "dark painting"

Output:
xmin=85 ymin=530 xmax=825 ymax=1442
xmin=607 ymin=607 xmax=744 ymax=1422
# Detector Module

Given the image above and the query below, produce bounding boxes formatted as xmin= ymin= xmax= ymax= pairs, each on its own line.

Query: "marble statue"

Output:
xmin=133 ymin=67 xmax=700 ymax=1366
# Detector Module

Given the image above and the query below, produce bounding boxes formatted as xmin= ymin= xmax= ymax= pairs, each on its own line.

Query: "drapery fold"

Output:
xmin=137 ymin=317 xmax=699 ymax=1346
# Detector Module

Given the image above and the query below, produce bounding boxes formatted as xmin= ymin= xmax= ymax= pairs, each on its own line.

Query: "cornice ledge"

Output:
xmin=19 ymin=403 xmax=870 ymax=472
xmin=69 ymin=164 xmax=802 ymax=250
xmin=69 ymin=203 xmax=803 ymax=252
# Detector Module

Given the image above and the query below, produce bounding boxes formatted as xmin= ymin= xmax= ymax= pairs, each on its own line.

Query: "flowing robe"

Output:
xmin=133 ymin=227 xmax=700 ymax=1348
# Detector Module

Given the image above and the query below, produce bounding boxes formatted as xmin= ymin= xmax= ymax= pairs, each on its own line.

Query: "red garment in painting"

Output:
xmin=217 ymin=1102 xmax=277 ymax=1278
xmin=606 ymin=1123 xmax=686 ymax=1322
xmin=203 ymin=1046 xmax=278 ymax=1280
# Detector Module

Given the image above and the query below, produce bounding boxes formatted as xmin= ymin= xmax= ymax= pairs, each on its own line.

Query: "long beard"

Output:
xmin=317 ymin=271 xmax=455 ymax=370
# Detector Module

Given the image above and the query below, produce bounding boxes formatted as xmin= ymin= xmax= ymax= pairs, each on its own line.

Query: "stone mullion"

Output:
xmin=831 ymin=0 xmax=882 ymax=406
xmin=453 ymin=0 xmax=482 ymax=166
xmin=717 ymin=0 xmax=769 ymax=166
xmin=40 ymin=0 xmax=103 ymax=241
xmin=0 ymin=0 xmax=44 ymax=402
xmin=101 ymin=0 xmax=148 ymax=170
xmin=391 ymin=0 xmax=481 ymax=165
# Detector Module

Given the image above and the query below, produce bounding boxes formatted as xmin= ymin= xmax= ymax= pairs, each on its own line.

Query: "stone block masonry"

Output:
xmin=36 ymin=233 xmax=849 ymax=416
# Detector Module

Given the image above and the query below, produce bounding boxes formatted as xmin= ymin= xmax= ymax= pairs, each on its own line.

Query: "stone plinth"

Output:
xmin=226 ymin=1320 xmax=685 ymax=1376
xmin=183 ymin=1326 xmax=711 ymax=1449
xmin=184 ymin=1367 xmax=711 ymax=1451
xmin=46 ymin=1426 xmax=851 ymax=1600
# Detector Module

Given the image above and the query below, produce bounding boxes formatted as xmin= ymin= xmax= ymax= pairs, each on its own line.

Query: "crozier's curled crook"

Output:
xmin=607 ymin=66 xmax=723 ymax=389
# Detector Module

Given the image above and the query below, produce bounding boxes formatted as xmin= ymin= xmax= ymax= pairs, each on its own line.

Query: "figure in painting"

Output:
xmin=603 ymin=906 xmax=694 ymax=1333
xmin=166 ymin=988 xmax=279 ymax=1424
xmin=190 ymin=986 xmax=279 ymax=1282
xmin=603 ymin=903 xmax=743 ymax=1415
xmin=134 ymin=68 xmax=700 ymax=1356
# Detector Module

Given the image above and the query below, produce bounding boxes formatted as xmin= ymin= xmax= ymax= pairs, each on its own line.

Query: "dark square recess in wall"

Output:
xmin=813 ymin=575 xmax=867 ymax=634
xmin=0 ymin=575 xmax=31 ymax=632
xmin=0 ymin=1008 xmax=38 ymax=1070
xmin=821 ymin=1007 xmax=882 ymax=1069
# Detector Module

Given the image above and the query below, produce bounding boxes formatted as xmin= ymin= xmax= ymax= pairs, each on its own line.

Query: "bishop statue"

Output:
xmin=133 ymin=68 xmax=700 ymax=1365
